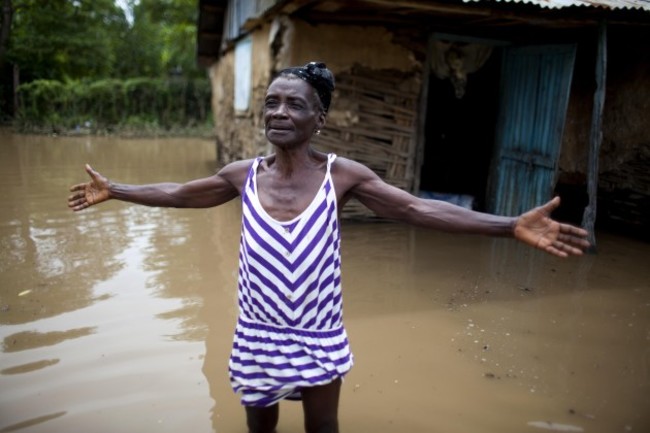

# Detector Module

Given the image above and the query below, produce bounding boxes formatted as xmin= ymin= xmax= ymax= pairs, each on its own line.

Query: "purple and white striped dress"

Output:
xmin=228 ymin=153 xmax=353 ymax=407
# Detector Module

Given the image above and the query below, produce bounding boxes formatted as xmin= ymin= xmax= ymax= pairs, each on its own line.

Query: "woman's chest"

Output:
xmin=256 ymin=174 xmax=325 ymax=221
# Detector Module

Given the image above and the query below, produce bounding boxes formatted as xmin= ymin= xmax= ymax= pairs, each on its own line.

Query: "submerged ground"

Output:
xmin=0 ymin=132 xmax=648 ymax=433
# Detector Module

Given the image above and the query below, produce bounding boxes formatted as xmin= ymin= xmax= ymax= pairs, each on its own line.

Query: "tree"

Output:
xmin=135 ymin=0 xmax=202 ymax=78
xmin=7 ymin=0 xmax=128 ymax=82
xmin=1 ymin=0 xmax=20 ymax=117
xmin=1 ymin=0 xmax=206 ymax=120
xmin=1 ymin=0 xmax=16 ymax=72
xmin=111 ymin=0 xmax=163 ymax=78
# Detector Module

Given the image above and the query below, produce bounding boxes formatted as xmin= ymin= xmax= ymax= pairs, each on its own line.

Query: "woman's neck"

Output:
xmin=270 ymin=146 xmax=322 ymax=178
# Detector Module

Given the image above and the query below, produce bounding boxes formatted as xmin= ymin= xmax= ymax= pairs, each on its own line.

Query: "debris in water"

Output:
xmin=527 ymin=421 xmax=584 ymax=432
xmin=18 ymin=290 xmax=32 ymax=296
xmin=568 ymin=408 xmax=596 ymax=420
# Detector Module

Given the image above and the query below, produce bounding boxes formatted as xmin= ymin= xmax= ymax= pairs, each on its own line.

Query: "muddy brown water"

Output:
xmin=0 ymin=131 xmax=648 ymax=433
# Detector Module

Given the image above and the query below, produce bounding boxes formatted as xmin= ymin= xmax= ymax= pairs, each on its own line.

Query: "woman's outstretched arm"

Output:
xmin=335 ymin=158 xmax=589 ymax=258
xmin=68 ymin=160 xmax=251 ymax=211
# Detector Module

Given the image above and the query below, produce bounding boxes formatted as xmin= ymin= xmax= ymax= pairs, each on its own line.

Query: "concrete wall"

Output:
xmin=210 ymin=24 xmax=274 ymax=164
xmin=286 ymin=21 xmax=417 ymax=74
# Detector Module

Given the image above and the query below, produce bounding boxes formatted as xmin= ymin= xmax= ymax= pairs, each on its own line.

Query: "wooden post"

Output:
xmin=582 ymin=21 xmax=607 ymax=251
xmin=412 ymin=33 xmax=434 ymax=195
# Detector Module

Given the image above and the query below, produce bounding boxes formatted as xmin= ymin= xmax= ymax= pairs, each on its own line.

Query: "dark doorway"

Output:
xmin=419 ymin=49 xmax=501 ymax=211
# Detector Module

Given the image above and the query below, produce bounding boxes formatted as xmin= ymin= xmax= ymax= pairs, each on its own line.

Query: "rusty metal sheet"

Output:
xmin=463 ymin=0 xmax=650 ymax=11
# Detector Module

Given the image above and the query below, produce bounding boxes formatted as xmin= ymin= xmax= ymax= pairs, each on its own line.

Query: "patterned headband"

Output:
xmin=278 ymin=62 xmax=335 ymax=112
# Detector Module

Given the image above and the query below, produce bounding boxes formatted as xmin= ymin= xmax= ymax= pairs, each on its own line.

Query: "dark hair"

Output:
xmin=276 ymin=62 xmax=335 ymax=113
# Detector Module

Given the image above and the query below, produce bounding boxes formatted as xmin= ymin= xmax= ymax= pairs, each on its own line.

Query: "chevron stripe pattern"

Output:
xmin=229 ymin=154 xmax=353 ymax=407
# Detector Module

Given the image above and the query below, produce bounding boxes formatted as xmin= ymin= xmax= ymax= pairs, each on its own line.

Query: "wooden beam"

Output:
xmin=412 ymin=33 xmax=434 ymax=195
xmin=582 ymin=20 xmax=607 ymax=251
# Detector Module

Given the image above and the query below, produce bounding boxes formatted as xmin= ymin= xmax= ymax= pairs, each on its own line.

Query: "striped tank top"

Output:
xmin=228 ymin=153 xmax=353 ymax=407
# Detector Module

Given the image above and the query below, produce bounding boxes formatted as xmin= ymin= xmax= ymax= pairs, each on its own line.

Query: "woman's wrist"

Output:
xmin=510 ymin=217 xmax=519 ymax=238
xmin=107 ymin=181 xmax=120 ymax=200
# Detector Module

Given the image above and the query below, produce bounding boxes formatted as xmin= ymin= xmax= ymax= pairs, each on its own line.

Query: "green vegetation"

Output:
xmin=14 ymin=77 xmax=212 ymax=136
xmin=0 ymin=0 xmax=212 ymax=136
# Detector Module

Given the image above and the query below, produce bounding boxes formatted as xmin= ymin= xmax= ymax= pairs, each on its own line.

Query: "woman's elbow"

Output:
xmin=380 ymin=202 xmax=420 ymax=223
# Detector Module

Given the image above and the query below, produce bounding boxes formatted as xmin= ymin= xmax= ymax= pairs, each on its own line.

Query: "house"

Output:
xmin=197 ymin=0 xmax=650 ymax=240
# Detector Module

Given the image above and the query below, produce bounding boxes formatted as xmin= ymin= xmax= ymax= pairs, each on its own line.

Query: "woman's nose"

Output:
xmin=271 ymin=103 xmax=288 ymax=117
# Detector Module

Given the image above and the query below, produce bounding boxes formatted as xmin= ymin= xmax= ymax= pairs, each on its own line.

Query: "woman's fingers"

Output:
xmin=68 ymin=195 xmax=86 ymax=207
xmin=560 ymin=223 xmax=589 ymax=237
xmin=69 ymin=183 xmax=87 ymax=192
xmin=558 ymin=227 xmax=590 ymax=249
xmin=85 ymin=164 xmax=105 ymax=184
xmin=68 ymin=166 xmax=101 ymax=212
xmin=545 ymin=235 xmax=588 ymax=257
xmin=545 ymin=245 xmax=568 ymax=258
xmin=68 ymin=189 xmax=86 ymax=199
xmin=538 ymin=196 xmax=561 ymax=215
xmin=68 ymin=189 xmax=87 ymax=204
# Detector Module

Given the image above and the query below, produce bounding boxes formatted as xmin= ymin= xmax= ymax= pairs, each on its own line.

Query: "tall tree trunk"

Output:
xmin=0 ymin=0 xmax=13 ymax=70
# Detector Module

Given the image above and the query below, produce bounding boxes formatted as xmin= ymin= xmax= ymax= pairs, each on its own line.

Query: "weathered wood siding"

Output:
xmin=312 ymin=66 xmax=420 ymax=218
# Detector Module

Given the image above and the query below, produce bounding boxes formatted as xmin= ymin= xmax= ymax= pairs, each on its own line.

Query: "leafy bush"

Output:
xmin=14 ymin=77 xmax=212 ymax=134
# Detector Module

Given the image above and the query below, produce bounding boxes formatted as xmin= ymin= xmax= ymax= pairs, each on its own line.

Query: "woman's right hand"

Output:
xmin=68 ymin=164 xmax=111 ymax=211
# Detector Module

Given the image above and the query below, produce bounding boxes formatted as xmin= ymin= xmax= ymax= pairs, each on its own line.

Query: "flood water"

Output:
xmin=0 ymin=130 xmax=648 ymax=433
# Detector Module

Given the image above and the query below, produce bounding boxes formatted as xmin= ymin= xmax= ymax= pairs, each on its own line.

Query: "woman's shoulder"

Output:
xmin=330 ymin=155 xmax=381 ymax=197
xmin=216 ymin=158 xmax=257 ymax=188
xmin=331 ymin=156 xmax=376 ymax=178
xmin=219 ymin=158 xmax=257 ymax=173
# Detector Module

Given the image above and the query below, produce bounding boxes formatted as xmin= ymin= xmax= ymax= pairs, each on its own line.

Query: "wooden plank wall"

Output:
xmin=312 ymin=66 xmax=420 ymax=219
xmin=598 ymin=148 xmax=650 ymax=240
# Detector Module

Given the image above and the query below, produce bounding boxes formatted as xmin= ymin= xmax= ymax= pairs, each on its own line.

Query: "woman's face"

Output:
xmin=263 ymin=77 xmax=325 ymax=148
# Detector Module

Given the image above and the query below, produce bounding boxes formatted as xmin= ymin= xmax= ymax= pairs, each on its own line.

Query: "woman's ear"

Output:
xmin=317 ymin=111 xmax=326 ymax=130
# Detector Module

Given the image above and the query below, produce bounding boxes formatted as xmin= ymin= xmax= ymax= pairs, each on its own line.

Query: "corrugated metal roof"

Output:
xmin=463 ymin=0 xmax=650 ymax=11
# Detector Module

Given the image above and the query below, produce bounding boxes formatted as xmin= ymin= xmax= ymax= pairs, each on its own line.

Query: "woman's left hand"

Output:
xmin=68 ymin=164 xmax=111 ymax=211
xmin=514 ymin=197 xmax=590 ymax=257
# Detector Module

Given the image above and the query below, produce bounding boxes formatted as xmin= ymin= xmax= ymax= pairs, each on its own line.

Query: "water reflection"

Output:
xmin=0 ymin=132 xmax=217 ymax=432
xmin=0 ymin=411 xmax=67 ymax=433
xmin=0 ymin=359 xmax=59 ymax=375
xmin=3 ymin=328 xmax=95 ymax=352
xmin=0 ymin=130 xmax=648 ymax=433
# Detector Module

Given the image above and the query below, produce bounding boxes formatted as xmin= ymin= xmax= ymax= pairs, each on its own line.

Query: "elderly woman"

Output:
xmin=68 ymin=62 xmax=589 ymax=433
